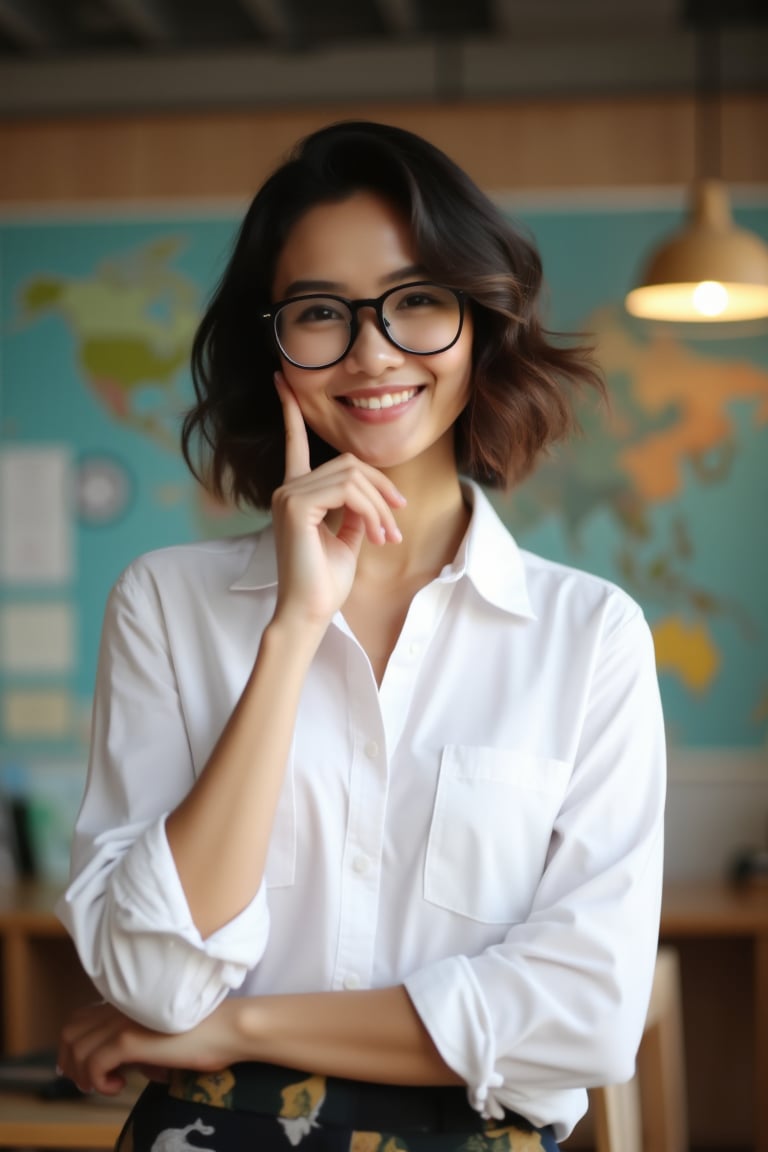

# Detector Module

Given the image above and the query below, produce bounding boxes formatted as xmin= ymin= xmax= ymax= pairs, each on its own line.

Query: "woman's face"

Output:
xmin=270 ymin=190 xmax=473 ymax=477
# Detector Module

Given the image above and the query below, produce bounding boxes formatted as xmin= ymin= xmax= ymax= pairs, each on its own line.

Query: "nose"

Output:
xmin=344 ymin=307 xmax=405 ymax=375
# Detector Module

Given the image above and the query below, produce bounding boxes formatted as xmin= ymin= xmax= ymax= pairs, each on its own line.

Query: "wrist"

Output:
xmin=263 ymin=613 xmax=327 ymax=661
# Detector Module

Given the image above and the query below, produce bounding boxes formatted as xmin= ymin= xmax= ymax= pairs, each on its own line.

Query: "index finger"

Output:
xmin=274 ymin=371 xmax=311 ymax=480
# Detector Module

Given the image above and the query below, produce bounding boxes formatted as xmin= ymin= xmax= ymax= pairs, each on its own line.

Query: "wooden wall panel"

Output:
xmin=1 ymin=94 xmax=766 ymax=205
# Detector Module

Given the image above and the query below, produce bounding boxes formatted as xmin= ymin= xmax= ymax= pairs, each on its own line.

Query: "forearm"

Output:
xmin=166 ymin=616 xmax=324 ymax=939
xmin=58 ymin=986 xmax=462 ymax=1097
xmin=236 ymin=986 xmax=462 ymax=1086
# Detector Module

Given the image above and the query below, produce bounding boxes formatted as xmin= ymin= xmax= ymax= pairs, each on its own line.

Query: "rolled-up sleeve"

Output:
xmin=57 ymin=565 xmax=271 ymax=1033
xmin=405 ymin=606 xmax=665 ymax=1138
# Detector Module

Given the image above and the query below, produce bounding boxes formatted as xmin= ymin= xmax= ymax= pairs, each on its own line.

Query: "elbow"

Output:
xmin=586 ymin=1040 xmax=638 ymax=1088
xmin=118 ymin=992 xmax=218 ymax=1035
xmin=92 ymin=929 xmax=246 ymax=1034
xmin=62 ymin=858 xmax=266 ymax=1034
xmin=93 ymin=957 xmax=233 ymax=1034
xmin=580 ymin=1004 xmax=645 ymax=1088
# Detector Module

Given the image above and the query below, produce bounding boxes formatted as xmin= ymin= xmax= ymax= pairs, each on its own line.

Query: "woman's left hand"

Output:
xmin=57 ymin=998 xmax=243 ymax=1096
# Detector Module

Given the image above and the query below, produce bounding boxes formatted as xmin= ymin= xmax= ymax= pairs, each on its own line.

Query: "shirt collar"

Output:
xmin=438 ymin=480 xmax=536 ymax=619
xmin=230 ymin=480 xmax=536 ymax=621
xmin=230 ymin=525 xmax=279 ymax=591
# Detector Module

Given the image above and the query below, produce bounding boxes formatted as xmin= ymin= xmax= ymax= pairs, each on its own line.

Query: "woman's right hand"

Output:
xmin=58 ymin=999 xmax=244 ymax=1097
xmin=270 ymin=372 xmax=406 ymax=629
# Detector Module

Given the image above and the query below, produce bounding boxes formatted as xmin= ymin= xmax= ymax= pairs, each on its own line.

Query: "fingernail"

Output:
xmin=55 ymin=1064 xmax=64 ymax=1077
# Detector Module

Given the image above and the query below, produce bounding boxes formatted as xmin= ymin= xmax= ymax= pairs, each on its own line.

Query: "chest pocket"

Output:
xmin=424 ymin=745 xmax=572 ymax=924
xmin=263 ymin=753 xmax=296 ymax=888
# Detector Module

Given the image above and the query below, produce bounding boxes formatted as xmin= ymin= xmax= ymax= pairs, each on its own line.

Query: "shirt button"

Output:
xmin=352 ymin=854 xmax=369 ymax=875
xmin=408 ymin=642 xmax=420 ymax=658
xmin=364 ymin=740 xmax=379 ymax=760
xmin=343 ymin=973 xmax=361 ymax=990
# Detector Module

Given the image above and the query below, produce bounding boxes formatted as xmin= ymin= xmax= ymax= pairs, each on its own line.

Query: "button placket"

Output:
xmin=332 ymin=644 xmax=388 ymax=993
xmin=378 ymin=582 xmax=453 ymax=758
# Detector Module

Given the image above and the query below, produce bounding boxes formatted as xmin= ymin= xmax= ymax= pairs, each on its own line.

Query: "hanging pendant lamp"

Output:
xmin=625 ymin=179 xmax=768 ymax=322
xmin=625 ymin=11 xmax=768 ymax=324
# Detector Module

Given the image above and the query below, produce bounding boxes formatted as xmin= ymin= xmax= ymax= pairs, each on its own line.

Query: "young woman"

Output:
xmin=57 ymin=121 xmax=666 ymax=1152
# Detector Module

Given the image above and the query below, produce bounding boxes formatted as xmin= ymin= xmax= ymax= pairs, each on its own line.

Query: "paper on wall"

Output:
xmin=0 ymin=446 xmax=74 ymax=584
xmin=2 ymin=689 xmax=73 ymax=739
xmin=0 ymin=602 xmax=76 ymax=673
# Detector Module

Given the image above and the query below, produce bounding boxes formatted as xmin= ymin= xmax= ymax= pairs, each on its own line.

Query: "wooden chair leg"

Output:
xmin=590 ymin=1079 xmax=643 ymax=1152
xmin=587 ymin=946 xmax=688 ymax=1152
xmin=637 ymin=946 xmax=688 ymax=1152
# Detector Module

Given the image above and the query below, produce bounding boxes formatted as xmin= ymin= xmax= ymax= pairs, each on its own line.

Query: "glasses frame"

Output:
xmin=262 ymin=280 xmax=466 ymax=370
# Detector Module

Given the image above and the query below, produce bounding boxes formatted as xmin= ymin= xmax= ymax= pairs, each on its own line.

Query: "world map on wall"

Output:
xmin=13 ymin=231 xmax=264 ymax=542
xmin=492 ymin=307 xmax=768 ymax=734
xmin=22 ymin=238 xmax=197 ymax=452
xmin=4 ymin=208 xmax=768 ymax=747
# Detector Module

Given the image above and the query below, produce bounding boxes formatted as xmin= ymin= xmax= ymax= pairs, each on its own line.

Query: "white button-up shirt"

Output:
xmin=58 ymin=481 xmax=666 ymax=1140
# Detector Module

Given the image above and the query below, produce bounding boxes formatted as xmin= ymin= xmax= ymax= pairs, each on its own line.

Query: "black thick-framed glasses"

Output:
xmin=261 ymin=280 xmax=466 ymax=370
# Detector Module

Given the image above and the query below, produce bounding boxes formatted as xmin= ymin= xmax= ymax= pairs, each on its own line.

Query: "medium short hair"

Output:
xmin=182 ymin=120 xmax=605 ymax=508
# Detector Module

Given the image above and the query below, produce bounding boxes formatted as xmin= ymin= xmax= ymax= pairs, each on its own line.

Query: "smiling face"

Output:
xmin=271 ymin=190 xmax=474 ymax=479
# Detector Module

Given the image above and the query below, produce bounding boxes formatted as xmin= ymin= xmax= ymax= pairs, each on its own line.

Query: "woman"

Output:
xmin=57 ymin=121 xmax=666 ymax=1152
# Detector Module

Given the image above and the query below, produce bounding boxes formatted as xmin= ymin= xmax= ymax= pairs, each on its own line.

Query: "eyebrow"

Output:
xmin=280 ymin=264 xmax=427 ymax=298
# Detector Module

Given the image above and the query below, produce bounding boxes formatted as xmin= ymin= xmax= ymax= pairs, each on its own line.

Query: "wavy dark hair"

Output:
xmin=183 ymin=120 xmax=605 ymax=508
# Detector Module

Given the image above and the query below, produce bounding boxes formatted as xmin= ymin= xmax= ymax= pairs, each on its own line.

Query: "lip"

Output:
xmin=336 ymin=385 xmax=424 ymax=421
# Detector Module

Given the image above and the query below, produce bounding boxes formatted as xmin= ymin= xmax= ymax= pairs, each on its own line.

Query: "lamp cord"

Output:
xmin=695 ymin=20 xmax=722 ymax=183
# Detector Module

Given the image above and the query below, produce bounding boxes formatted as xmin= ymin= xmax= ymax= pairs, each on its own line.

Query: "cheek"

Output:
xmin=445 ymin=338 xmax=474 ymax=401
xmin=451 ymin=314 xmax=474 ymax=371
xmin=280 ymin=364 xmax=327 ymax=409
xmin=279 ymin=357 xmax=305 ymax=388
xmin=279 ymin=367 xmax=341 ymax=447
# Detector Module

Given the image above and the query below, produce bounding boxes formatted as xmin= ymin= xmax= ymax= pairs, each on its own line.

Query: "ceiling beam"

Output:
xmin=490 ymin=0 xmax=679 ymax=34
xmin=236 ymin=0 xmax=296 ymax=44
xmin=373 ymin=0 xmax=420 ymax=36
xmin=0 ymin=0 xmax=62 ymax=50
xmin=0 ymin=26 xmax=766 ymax=115
xmin=100 ymin=0 xmax=176 ymax=45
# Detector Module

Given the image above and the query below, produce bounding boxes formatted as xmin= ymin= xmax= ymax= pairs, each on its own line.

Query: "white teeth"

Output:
xmin=347 ymin=389 xmax=417 ymax=410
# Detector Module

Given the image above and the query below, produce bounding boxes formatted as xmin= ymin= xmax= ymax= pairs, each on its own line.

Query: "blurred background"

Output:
xmin=3 ymin=0 xmax=767 ymax=857
xmin=0 ymin=0 xmax=766 ymax=112
xmin=0 ymin=4 xmax=767 ymax=1146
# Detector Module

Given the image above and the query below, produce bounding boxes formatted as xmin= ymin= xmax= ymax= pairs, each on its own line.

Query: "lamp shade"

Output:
xmin=625 ymin=180 xmax=768 ymax=322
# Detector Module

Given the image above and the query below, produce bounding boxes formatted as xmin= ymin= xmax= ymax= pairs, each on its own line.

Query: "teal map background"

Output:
xmin=1 ymin=201 xmax=767 ymax=758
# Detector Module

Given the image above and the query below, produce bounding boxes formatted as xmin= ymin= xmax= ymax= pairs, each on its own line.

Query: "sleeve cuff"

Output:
xmin=405 ymin=955 xmax=504 ymax=1120
xmin=112 ymin=816 xmax=270 ymax=967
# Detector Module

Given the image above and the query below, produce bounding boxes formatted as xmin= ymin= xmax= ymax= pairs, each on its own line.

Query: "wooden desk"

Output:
xmin=0 ymin=880 xmax=95 ymax=1055
xmin=0 ymin=882 xmax=136 ymax=1146
xmin=661 ymin=880 xmax=768 ymax=1152
xmin=1 ymin=880 xmax=767 ymax=1149
xmin=0 ymin=1091 xmax=129 ymax=1149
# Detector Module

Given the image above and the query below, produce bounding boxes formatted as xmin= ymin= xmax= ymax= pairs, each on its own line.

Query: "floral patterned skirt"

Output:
xmin=114 ymin=1063 xmax=560 ymax=1152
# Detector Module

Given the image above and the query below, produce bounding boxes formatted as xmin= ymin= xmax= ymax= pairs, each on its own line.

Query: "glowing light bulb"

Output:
xmin=692 ymin=280 xmax=729 ymax=317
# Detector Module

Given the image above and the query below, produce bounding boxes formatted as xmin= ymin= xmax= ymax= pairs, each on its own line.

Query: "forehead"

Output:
xmin=273 ymin=190 xmax=419 ymax=295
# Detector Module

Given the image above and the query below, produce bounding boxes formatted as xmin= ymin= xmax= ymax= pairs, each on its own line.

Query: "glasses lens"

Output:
xmin=382 ymin=284 xmax=462 ymax=354
xmin=275 ymin=296 xmax=352 ymax=368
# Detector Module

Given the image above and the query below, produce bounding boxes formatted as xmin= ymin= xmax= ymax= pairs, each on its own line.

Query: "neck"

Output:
xmin=356 ymin=467 xmax=470 ymax=585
